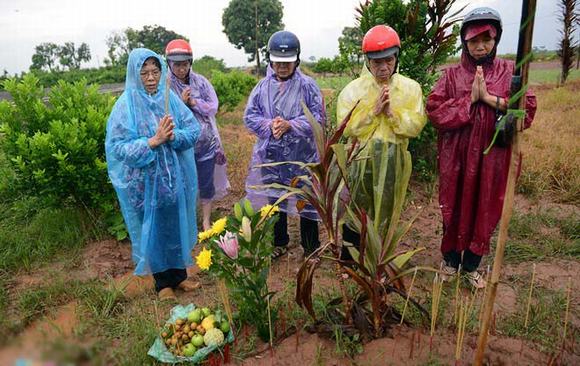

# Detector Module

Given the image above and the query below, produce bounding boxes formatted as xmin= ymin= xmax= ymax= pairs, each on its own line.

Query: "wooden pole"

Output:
xmin=473 ymin=1 xmax=537 ymax=364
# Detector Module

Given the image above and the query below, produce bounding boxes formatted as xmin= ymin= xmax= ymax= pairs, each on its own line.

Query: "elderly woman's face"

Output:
xmin=368 ymin=55 xmax=396 ymax=83
xmin=140 ymin=58 xmax=161 ymax=94
xmin=467 ymin=33 xmax=496 ymax=60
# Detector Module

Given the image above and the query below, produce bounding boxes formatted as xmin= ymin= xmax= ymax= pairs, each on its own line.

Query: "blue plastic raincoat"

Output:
xmin=105 ymin=48 xmax=200 ymax=276
xmin=244 ymin=65 xmax=325 ymax=220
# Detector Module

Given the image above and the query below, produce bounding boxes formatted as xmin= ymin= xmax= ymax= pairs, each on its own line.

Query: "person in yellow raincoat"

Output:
xmin=337 ymin=25 xmax=426 ymax=258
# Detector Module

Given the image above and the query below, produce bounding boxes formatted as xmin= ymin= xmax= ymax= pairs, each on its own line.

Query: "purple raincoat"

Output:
xmin=168 ymin=65 xmax=230 ymax=201
xmin=244 ymin=66 xmax=325 ymax=220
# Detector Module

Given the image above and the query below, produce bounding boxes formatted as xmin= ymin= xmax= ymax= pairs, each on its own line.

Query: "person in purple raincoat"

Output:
xmin=166 ymin=39 xmax=230 ymax=231
xmin=244 ymin=31 xmax=326 ymax=259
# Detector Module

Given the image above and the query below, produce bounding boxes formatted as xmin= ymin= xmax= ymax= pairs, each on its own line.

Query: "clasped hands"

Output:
xmin=148 ymin=115 xmax=175 ymax=148
xmin=373 ymin=85 xmax=393 ymax=117
xmin=271 ymin=116 xmax=291 ymax=139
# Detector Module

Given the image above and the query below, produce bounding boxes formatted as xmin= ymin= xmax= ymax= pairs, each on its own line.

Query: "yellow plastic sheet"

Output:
xmin=337 ymin=66 xmax=426 ymax=144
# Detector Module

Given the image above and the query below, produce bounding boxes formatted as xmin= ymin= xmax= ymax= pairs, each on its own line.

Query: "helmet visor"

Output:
xmin=269 ymin=54 xmax=298 ymax=62
xmin=366 ymin=47 xmax=399 ymax=60
xmin=465 ymin=24 xmax=497 ymax=41
xmin=167 ymin=53 xmax=192 ymax=62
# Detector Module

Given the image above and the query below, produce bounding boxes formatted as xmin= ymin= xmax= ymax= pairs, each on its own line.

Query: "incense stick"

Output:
xmin=400 ymin=267 xmax=418 ymax=325
xmin=524 ymin=263 xmax=536 ymax=330
xmin=164 ymin=72 xmax=170 ymax=115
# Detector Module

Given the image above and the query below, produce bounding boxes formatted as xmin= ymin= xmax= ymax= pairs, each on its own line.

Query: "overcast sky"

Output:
xmin=0 ymin=0 xmax=569 ymax=75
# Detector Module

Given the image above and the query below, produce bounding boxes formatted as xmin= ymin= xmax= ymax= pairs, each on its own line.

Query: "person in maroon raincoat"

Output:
xmin=426 ymin=7 xmax=537 ymax=288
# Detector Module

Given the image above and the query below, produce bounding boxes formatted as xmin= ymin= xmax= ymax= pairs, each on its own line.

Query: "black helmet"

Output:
xmin=267 ymin=31 xmax=300 ymax=62
xmin=461 ymin=7 xmax=503 ymax=43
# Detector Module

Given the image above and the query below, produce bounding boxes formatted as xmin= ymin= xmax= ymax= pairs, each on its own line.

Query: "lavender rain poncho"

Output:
xmin=168 ymin=66 xmax=230 ymax=202
xmin=105 ymin=48 xmax=200 ymax=276
xmin=244 ymin=65 xmax=325 ymax=220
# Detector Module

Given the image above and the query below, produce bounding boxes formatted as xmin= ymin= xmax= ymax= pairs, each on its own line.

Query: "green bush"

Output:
xmin=192 ymin=55 xmax=227 ymax=79
xmin=0 ymin=74 xmax=115 ymax=208
xmin=210 ymin=70 xmax=257 ymax=111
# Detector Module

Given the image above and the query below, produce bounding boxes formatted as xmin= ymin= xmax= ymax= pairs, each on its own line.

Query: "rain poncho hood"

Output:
xmin=337 ymin=66 xmax=426 ymax=234
xmin=168 ymin=64 xmax=230 ymax=201
xmin=105 ymin=48 xmax=201 ymax=275
xmin=426 ymin=44 xmax=537 ymax=256
xmin=244 ymin=65 xmax=325 ymax=220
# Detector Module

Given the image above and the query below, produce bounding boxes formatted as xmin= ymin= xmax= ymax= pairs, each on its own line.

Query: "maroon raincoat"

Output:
xmin=426 ymin=51 xmax=537 ymax=256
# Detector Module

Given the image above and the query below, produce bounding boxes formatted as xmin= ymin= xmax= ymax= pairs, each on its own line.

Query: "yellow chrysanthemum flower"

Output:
xmin=211 ymin=217 xmax=227 ymax=236
xmin=259 ymin=204 xmax=280 ymax=219
xmin=198 ymin=229 xmax=213 ymax=242
xmin=196 ymin=247 xmax=212 ymax=271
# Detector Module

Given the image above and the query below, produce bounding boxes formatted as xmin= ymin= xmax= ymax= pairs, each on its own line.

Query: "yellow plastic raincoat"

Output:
xmin=337 ymin=66 xmax=426 ymax=235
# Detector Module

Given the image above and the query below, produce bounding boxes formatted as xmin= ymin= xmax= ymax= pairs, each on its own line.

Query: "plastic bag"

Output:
xmin=147 ymin=303 xmax=234 ymax=363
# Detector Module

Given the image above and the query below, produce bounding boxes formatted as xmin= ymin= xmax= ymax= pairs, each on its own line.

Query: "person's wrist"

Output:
xmin=148 ymin=136 xmax=162 ymax=148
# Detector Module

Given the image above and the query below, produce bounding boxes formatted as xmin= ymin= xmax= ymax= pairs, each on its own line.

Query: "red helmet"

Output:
xmin=165 ymin=39 xmax=193 ymax=62
xmin=362 ymin=25 xmax=401 ymax=59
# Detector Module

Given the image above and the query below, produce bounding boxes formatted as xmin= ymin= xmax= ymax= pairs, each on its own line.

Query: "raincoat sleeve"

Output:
xmin=170 ymin=94 xmax=201 ymax=151
xmin=289 ymin=81 xmax=325 ymax=137
xmin=426 ymin=70 xmax=473 ymax=131
xmin=107 ymin=97 xmax=156 ymax=168
xmin=391 ymin=80 xmax=426 ymax=138
xmin=244 ymin=83 xmax=273 ymax=139
xmin=191 ymin=76 xmax=219 ymax=118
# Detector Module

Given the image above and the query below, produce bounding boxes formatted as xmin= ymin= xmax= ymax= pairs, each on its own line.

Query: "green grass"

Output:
xmin=528 ymin=68 xmax=580 ymax=84
xmin=498 ymin=286 xmax=576 ymax=353
xmin=0 ymin=198 xmax=96 ymax=273
xmin=505 ymin=210 xmax=580 ymax=263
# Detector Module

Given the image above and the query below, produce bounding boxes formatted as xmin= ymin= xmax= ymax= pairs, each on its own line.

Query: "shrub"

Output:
xmin=0 ymin=74 xmax=115 ymax=209
xmin=192 ymin=55 xmax=227 ymax=79
xmin=210 ymin=70 xmax=257 ymax=112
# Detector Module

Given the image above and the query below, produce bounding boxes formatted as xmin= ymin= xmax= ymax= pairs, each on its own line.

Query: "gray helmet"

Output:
xmin=461 ymin=7 xmax=503 ymax=43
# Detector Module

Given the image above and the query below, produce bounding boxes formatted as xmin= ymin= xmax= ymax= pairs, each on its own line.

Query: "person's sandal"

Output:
xmin=440 ymin=262 xmax=458 ymax=282
xmin=465 ymin=270 xmax=487 ymax=289
xmin=271 ymin=246 xmax=288 ymax=259
xmin=178 ymin=279 xmax=201 ymax=292
xmin=158 ymin=287 xmax=177 ymax=301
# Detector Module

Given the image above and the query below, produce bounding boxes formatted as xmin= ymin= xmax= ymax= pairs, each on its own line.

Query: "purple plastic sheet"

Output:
xmin=243 ymin=66 xmax=325 ymax=220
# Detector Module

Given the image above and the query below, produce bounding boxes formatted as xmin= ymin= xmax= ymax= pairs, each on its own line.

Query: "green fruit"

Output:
xmin=201 ymin=307 xmax=211 ymax=317
xmin=188 ymin=309 xmax=202 ymax=323
xmin=183 ymin=343 xmax=196 ymax=357
xmin=191 ymin=334 xmax=205 ymax=347
xmin=220 ymin=321 xmax=230 ymax=333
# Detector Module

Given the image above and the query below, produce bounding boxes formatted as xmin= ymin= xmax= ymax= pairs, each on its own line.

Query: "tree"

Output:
xmin=105 ymin=31 xmax=129 ymax=67
xmin=125 ymin=25 xmax=188 ymax=56
xmin=222 ymin=0 xmax=284 ymax=74
xmin=30 ymin=42 xmax=60 ymax=71
xmin=557 ymin=0 xmax=578 ymax=85
xmin=338 ymin=26 xmax=364 ymax=65
xmin=191 ymin=55 xmax=227 ymax=79
xmin=57 ymin=42 xmax=91 ymax=70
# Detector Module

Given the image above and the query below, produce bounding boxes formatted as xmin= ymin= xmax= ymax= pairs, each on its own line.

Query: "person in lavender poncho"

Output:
xmin=165 ymin=39 xmax=230 ymax=231
xmin=244 ymin=31 xmax=325 ymax=259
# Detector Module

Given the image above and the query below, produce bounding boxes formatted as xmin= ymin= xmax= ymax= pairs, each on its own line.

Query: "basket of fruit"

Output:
xmin=148 ymin=304 xmax=234 ymax=363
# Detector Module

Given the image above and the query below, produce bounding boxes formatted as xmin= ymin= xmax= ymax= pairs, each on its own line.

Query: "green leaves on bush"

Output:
xmin=210 ymin=70 xmax=257 ymax=112
xmin=0 ymin=74 xmax=115 ymax=209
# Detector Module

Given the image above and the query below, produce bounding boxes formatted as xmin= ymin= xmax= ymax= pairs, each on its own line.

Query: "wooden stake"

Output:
xmin=524 ymin=263 xmax=536 ymax=329
xmin=454 ymin=264 xmax=462 ymax=327
xmin=474 ymin=2 xmax=537 ymax=364
xmin=400 ymin=267 xmax=418 ymax=325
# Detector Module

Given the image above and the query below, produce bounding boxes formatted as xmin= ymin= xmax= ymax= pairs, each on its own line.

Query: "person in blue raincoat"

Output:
xmin=244 ymin=31 xmax=326 ymax=259
xmin=105 ymin=48 xmax=201 ymax=301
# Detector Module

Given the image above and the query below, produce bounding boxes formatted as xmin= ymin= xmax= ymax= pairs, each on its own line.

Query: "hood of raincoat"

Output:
xmin=460 ymin=21 xmax=500 ymax=71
